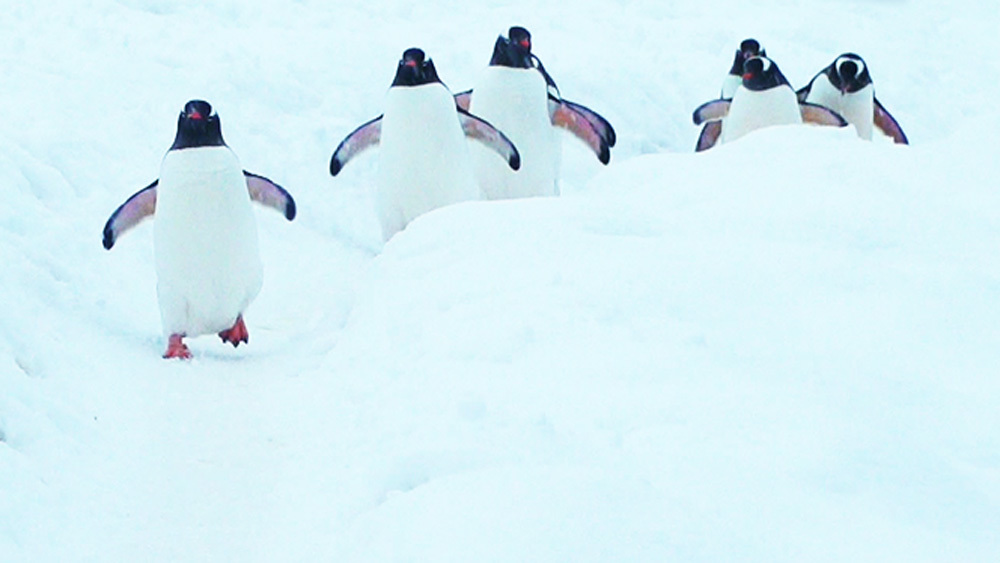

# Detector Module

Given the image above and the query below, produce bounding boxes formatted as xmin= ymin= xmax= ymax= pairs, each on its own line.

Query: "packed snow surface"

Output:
xmin=2 ymin=0 xmax=998 ymax=560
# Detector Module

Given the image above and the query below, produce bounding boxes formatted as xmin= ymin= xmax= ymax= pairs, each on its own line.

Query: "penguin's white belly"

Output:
xmin=377 ymin=83 xmax=478 ymax=240
xmin=722 ymin=86 xmax=802 ymax=143
xmin=154 ymin=147 xmax=262 ymax=336
xmin=806 ymin=77 xmax=874 ymax=140
xmin=470 ymin=67 xmax=558 ymax=199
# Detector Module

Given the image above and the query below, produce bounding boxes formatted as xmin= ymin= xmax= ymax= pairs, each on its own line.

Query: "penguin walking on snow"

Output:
xmin=454 ymin=26 xmax=615 ymax=199
xmin=797 ymin=53 xmax=908 ymax=144
xmin=693 ymin=56 xmax=847 ymax=147
xmin=696 ymin=38 xmax=766 ymax=151
xmin=103 ymin=100 xmax=296 ymax=359
xmin=330 ymin=48 xmax=521 ymax=241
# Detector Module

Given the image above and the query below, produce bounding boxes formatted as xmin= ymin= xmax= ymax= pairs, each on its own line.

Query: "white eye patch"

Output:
xmin=836 ymin=56 xmax=865 ymax=77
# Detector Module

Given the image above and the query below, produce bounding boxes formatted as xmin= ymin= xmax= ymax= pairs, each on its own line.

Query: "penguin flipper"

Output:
xmin=330 ymin=115 xmax=383 ymax=176
xmin=873 ymin=97 xmax=909 ymax=144
xmin=457 ymin=108 xmax=521 ymax=171
xmin=551 ymin=101 xmax=612 ymax=165
xmin=102 ymin=180 xmax=157 ymax=250
xmin=561 ymin=98 xmax=617 ymax=147
xmin=692 ymin=99 xmax=730 ymax=125
xmin=695 ymin=121 xmax=723 ymax=152
xmin=244 ymin=171 xmax=296 ymax=220
xmin=799 ymin=102 xmax=848 ymax=127
xmin=454 ymin=90 xmax=472 ymax=112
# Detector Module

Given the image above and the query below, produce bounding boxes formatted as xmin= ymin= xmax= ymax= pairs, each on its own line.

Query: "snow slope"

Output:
xmin=2 ymin=0 xmax=999 ymax=560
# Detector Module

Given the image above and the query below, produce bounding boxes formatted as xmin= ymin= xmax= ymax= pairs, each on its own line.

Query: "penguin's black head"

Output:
xmin=729 ymin=38 xmax=766 ymax=74
xmin=171 ymin=100 xmax=225 ymax=150
xmin=741 ymin=56 xmax=789 ymax=91
xmin=489 ymin=26 xmax=534 ymax=69
xmin=391 ymin=48 xmax=442 ymax=87
xmin=827 ymin=53 xmax=872 ymax=94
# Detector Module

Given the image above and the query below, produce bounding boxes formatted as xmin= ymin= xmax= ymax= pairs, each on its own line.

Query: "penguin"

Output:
xmin=330 ymin=48 xmax=521 ymax=241
xmin=696 ymin=38 xmax=766 ymax=151
xmin=693 ymin=56 xmax=848 ymax=147
xmin=103 ymin=100 xmax=296 ymax=359
xmin=721 ymin=38 xmax=766 ymax=99
xmin=453 ymin=26 xmax=615 ymax=199
xmin=797 ymin=53 xmax=908 ymax=144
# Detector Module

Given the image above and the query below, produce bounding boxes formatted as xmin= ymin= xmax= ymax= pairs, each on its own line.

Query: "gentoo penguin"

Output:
xmin=330 ymin=48 xmax=521 ymax=240
xmin=103 ymin=100 xmax=296 ymax=359
xmin=454 ymin=26 xmax=615 ymax=199
xmin=797 ymin=53 xmax=908 ymax=144
xmin=696 ymin=39 xmax=766 ymax=151
xmin=693 ymin=56 xmax=847 ymax=147
xmin=721 ymin=38 xmax=766 ymax=99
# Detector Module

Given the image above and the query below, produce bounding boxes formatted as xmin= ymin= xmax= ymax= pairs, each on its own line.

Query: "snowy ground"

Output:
xmin=2 ymin=0 xmax=999 ymax=560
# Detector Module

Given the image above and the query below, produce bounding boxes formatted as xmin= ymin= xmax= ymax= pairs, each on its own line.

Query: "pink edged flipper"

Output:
xmin=457 ymin=108 xmax=521 ymax=170
xmin=529 ymin=53 xmax=614 ymax=159
xmin=561 ymin=99 xmax=616 ymax=148
xmin=551 ymin=100 xmax=611 ymax=164
xmin=244 ymin=171 xmax=296 ymax=220
xmin=102 ymin=180 xmax=157 ymax=250
xmin=692 ymin=99 xmax=731 ymax=126
xmin=454 ymin=89 xmax=472 ymax=112
xmin=695 ymin=121 xmax=723 ymax=152
xmin=799 ymin=102 xmax=848 ymax=127
xmin=329 ymin=115 xmax=383 ymax=176
xmin=874 ymin=97 xmax=909 ymax=144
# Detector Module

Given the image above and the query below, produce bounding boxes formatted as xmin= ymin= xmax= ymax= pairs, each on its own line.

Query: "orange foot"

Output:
xmin=164 ymin=334 xmax=192 ymax=359
xmin=218 ymin=315 xmax=249 ymax=348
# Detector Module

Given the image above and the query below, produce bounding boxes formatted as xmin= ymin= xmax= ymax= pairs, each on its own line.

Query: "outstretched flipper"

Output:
xmin=244 ymin=171 xmax=296 ymax=220
xmin=692 ymin=99 xmax=731 ymax=126
xmin=102 ymin=180 xmax=158 ymax=250
xmin=799 ymin=102 xmax=848 ymax=127
xmin=695 ymin=121 xmax=723 ymax=152
xmin=457 ymin=108 xmax=521 ymax=170
xmin=330 ymin=115 xmax=383 ymax=176
xmin=551 ymin=101 xmax=611 ymax=165
xmin=561 ymin=99 xmax=616 ymax=147
xmin=454 ymin=89 xmax=472 ymax=112
xmin=873 ymin=97 xmax=909 ymax=144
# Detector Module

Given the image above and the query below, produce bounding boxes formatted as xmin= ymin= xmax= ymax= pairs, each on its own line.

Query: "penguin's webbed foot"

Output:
xmin=218 ymin=315 xmax=249 ymax=348
xmin=164 ymin=334 xmax=192 ymax=360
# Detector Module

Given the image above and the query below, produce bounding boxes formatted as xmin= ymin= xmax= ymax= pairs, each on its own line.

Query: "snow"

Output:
xmin=2 ymin=0 xmax=999 ymax=560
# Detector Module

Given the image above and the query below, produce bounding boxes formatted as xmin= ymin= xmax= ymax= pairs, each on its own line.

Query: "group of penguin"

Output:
xmin=694 ymin=38 xmax=908 ymax=150
xmin=101 ymin=29 xmax=908 ymax=359
xmin=329 ymin=27 xmax=615 ymax=240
